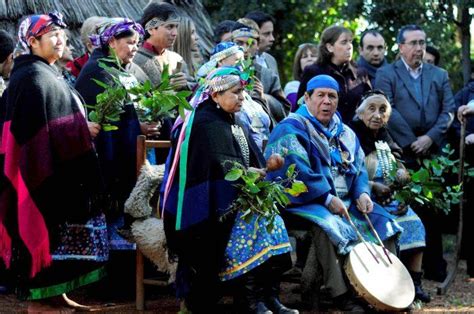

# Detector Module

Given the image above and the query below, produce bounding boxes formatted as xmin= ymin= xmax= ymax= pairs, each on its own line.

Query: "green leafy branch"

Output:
xmin=85 ymin=53 xmax=129 ymax=131
xmin=223 ymin=161 xmax=307 ymax=232
xmin=390 ymin=145 xmax=474 ymax=215
xmin=236 ymin=46 xmax=255 ymax=92
xmin=128 ymin=64 xmax=193 ymax=122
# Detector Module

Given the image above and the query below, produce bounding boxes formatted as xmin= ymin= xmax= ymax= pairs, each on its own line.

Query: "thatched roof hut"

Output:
xmin=0 ymin=0 xmax=214 ymax=57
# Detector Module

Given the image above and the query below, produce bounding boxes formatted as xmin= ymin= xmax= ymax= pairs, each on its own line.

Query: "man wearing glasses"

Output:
xmin=375 ymin=24 xmax=454 ymax=161
xmin=375 ymin=24 xmax=455 ymax=283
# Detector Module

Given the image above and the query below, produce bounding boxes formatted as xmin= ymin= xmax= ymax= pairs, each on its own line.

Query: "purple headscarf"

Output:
xmin=89 ymin=18 xmax=144 ymax=47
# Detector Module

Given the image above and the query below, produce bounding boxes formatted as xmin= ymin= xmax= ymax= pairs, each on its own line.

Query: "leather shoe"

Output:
xmin=266 ymin=297 xmax=299 ymax=314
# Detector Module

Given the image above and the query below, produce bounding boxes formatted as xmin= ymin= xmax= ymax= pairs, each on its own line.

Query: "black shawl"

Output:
xmin=0 ymin=54 xmax=101 ymax=277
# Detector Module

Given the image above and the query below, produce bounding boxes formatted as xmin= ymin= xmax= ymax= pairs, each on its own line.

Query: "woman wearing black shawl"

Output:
xmin=75 ymin=18 xmax=155 ymax=250
xmin=0 ymin=12 xmax=108 ymax=307
xmin=161 ymin=67 xmax=297 ymax=314
xmin=350 ymin=91 xmax=430 ymax=303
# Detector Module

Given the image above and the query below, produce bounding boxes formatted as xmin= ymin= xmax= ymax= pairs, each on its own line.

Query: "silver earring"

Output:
xmin=216 ymin=102 xmax=220 ymax=109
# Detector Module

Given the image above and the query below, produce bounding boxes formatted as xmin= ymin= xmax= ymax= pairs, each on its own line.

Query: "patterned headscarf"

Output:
xmin=196 ymin=42 xmax=244 ymax=78
xmin=89 ymin=18 xmax=145 ymax=47
xmin=17 ymin=11 xmax=67 ymax=54
xmin=163 ymin=67 xmax=251 ymax=220
xmin=206 ymin=66 xmax=247 ymax=92
xmin=173 ymin=66 xmax=250 ymax=130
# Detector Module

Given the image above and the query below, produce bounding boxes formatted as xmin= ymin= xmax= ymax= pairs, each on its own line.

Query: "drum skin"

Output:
xmin=344 ymin=243 xmax=415 ymax=311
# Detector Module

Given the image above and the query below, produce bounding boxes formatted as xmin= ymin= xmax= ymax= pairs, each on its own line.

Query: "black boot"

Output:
xmin=410 ymin=271 xmax=431 ymax=303
xmin=256 ymin=301 xmax=273 ymax=314
xmin=265 ymin=297 xmax=299 ymax=314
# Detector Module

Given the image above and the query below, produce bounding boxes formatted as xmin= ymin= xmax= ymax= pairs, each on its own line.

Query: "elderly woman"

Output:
xmin=297 ymin=25 xmax=371 ymax=123
xmin=284 ymin=43 xmax=318 ymax=110
xmin=75 ymin=18 xmax=156 ymax=253
xmin=162 ymin=67 xmax=297 ymax=314
xmin=194 ymin=42 xmax=271 ymax=151
xmin=1 ymin=12 xmax=107 ymax=307
xmin=266 ymin=75 xmax=402 ymax=311
xmin=350 ymin=90 xmax=430 ymax=302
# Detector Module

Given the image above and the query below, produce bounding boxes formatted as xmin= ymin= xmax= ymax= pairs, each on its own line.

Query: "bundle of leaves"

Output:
xmin=236 ymin=53 xmax=255 ymax=92
xmin=390 ymin=145 xmax=474 ymax=215
xmin=224 ymin=161 xmax=307 ymax=232
xmin=86 ymin=57 xmax=127 ymax=131
xmin=128 ymin=64 xmax=193 ymax=122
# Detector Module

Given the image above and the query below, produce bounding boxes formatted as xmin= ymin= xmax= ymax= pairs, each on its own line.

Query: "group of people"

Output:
xmin=0 ymin=2 xmax=473 ymax=313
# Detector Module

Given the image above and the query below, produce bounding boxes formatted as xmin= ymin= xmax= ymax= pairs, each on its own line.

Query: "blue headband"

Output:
xmin=306 ymin=74 xmax=339 ymax=92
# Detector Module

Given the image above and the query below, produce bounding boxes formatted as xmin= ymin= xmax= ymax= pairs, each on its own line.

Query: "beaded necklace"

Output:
xmin=231 ymin=124 xmax=250 ymax=168
xmin=374 ymin=141 xmax=395 ymax=183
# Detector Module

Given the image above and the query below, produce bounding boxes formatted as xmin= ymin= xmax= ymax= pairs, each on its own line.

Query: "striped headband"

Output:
xmin=144 ymin=16 xmax=180 ymax=31
xmin=231 ymin=27 xmax=259 ymax=40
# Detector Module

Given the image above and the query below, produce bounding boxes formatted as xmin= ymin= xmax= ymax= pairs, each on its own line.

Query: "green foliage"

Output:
xmin=85 ymin=58 xmax=127 ymax=132
xmin=236 ymin=54 xmax=256 ymax=91
xmin=223 ymin=161 xmax=307 ymax=232
xmin=128 ymin=64 xmax=193 ymax=122
xmin=390 ymin=145 xmax=473 ymax=215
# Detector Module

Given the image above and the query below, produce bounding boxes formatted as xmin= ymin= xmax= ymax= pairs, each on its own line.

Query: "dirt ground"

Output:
xmin=0 ymin=258 xmax=472 ymax=313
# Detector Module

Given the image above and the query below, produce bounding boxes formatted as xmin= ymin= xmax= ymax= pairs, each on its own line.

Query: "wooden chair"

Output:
xmin=135 ymin=135 xmax=172 ymax=310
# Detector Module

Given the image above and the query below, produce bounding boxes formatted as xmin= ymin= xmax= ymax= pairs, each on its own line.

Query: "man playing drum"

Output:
xmin=265 ymin=75 xmax=403 ymax=311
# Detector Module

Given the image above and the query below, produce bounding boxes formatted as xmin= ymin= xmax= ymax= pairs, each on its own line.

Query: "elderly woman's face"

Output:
xmin=360 ymin=98 xmax=390 ymax=131
xmin=109 ymin=33 xmax=139 ymax=64
xmin=212 ymin=84 xmax=245 ymax=114
xmin=304 ymin=87 xmax=338 ymax=126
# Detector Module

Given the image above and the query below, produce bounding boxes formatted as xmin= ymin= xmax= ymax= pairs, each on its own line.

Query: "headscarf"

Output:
xmin=89 ymin=18 xmax=145 ymax=47
xmin=173 ymin=65 xmax=250 ymax=131
xmin=196 ymin=42 xmax=244 ymax=78
xmin=17 ymin=11 xmax=67 ymax=55
xmin=163 ymin=67 xmax=251 ymax=225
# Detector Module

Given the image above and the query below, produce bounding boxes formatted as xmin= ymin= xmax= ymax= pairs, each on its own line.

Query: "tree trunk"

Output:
xmin=458 ymin=5 xmax=472 ymax=85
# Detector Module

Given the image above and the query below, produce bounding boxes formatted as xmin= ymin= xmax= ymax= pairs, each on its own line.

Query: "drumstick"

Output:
xmin=340 ymin=207 xmax=379 ymax=264
xmin=363 ymin=213 xmax=393 ymax=264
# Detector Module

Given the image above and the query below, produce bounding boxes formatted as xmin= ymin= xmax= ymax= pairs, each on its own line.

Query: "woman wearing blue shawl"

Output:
xmin=265 ymin=75 xmax=403 ymax=311
xmin=161 ymin=67 xmax=298 ymax=314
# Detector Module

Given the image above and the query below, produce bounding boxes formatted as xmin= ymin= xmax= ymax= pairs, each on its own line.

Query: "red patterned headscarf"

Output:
xmin=17 ymin=11 xmax=67 ymax=54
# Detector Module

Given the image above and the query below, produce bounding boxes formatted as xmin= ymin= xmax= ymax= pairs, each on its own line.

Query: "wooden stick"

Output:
xmin=363 ymin=213 xmax=393 ymax=264
xmin=341 ymin=206 xmax=379 ymax=264
xmin=438 ymin=121 xmax=467 ymax=295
